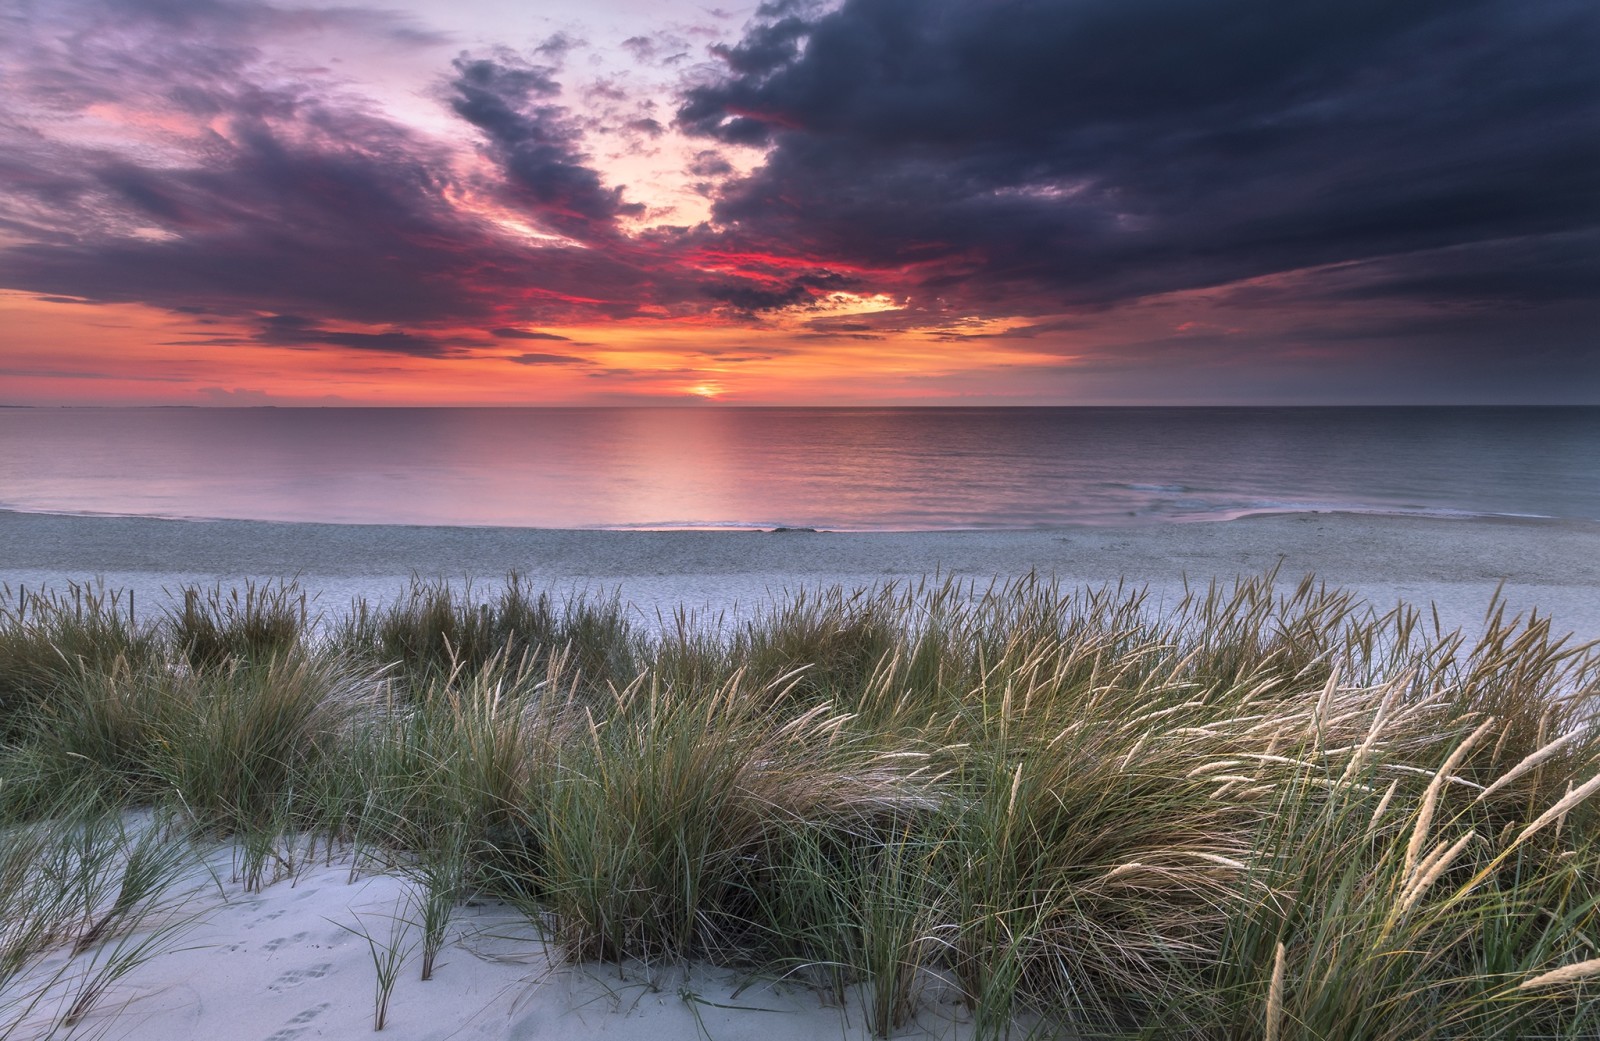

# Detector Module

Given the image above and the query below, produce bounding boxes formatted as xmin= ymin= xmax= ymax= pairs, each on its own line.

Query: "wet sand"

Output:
xmin=4 ymin=509 xmax=1598 ymax=640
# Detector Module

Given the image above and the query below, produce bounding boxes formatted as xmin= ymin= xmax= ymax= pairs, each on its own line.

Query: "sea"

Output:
xmin=1 ymin=406 xmax=1597 ymax=530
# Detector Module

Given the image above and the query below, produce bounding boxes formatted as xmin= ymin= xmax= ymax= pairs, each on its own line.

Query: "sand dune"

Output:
xmin=11 ymin=839 xmax=981 ymax=1041
xmin=7 ymin=508 xmax=1600 ymax=1039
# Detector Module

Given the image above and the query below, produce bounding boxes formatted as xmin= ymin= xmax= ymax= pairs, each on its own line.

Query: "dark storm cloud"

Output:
xmin=698 ymin=270 xmax=860 ymax=314
xmin=687 ymin=151 xmax=733 ymax=178
xmin=448 ymin=53 xmax=646 ymax=241
xmin=702 ymin=281 xmax=812 ymax=313
xmin=679 ymin=0 xmax=1600 ymax=318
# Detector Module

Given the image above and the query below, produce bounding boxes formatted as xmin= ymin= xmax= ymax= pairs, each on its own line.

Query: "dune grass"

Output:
xmin=0 ymin=787 xmax=206 ymax=1039
xmin=1 ymin=572 xmax=1597 ymax=1039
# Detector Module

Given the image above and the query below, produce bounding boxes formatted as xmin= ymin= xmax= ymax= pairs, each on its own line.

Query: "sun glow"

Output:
xmin=806 ymin=292 xmax=903 ymax=318
xmin=0 ymin=287 xmax=1084 ymax=407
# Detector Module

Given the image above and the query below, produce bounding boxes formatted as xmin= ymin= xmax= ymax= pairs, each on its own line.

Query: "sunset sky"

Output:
xmin=1 ymin=0 xmax=1595 ymax=406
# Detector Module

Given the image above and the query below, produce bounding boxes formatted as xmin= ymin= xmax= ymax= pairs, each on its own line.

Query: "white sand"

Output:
xmin=4 ymin=509 xmax=1599 ymax=640
xmin=11 ymin=838 xmax=982 ymax=1041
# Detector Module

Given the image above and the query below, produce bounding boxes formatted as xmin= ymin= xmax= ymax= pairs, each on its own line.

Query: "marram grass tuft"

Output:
xmin=2 ymin=573 xmax=1597 ymax=1039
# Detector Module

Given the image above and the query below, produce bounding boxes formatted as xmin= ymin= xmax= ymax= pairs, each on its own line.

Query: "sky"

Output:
xmin=0 ymin=0 xmax=1596 ymax=406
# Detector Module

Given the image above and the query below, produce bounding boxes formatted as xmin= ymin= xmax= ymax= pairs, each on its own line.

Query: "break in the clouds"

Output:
xmin=0 ymin=0 xmax=1595 ymax=402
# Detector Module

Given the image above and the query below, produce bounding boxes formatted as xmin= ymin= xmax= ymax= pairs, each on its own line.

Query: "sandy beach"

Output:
xmin=6 ymin=507 xmax=1600 ymax=1041
xmin=11 ymin=835 xmax=983 ymax=1041
xmin=5 ymin=508 xmax=1599 ymax=641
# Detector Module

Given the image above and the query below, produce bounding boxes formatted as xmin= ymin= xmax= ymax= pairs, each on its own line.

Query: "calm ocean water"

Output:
xmin=1 ymin=407 xmax=1596 ymax=530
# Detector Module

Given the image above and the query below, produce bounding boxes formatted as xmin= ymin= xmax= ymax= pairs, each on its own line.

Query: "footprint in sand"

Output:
xmin=263 ymin=1002 xmax=331 ymax=1040
xmin=245 ymin=908 xmax=287 ymax=930
xmin=261 ymin=932 xmax=310 ymax=953
xmin=268 ymin=963 xmax=332 ymax=991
